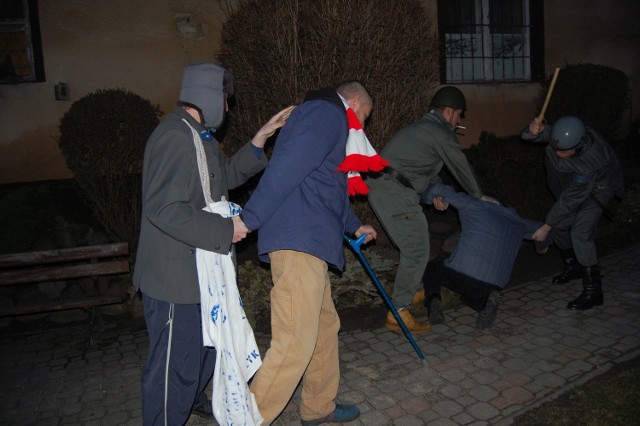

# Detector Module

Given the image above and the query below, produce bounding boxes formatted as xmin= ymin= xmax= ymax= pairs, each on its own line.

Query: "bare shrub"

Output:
xmin=217 ymin=0 xmax=440 ymax=222
xmin=57 ymin=89 xmax=161 ymax=251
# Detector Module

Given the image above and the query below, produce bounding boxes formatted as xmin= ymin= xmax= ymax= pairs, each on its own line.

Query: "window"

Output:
xmin=0 ymin=0 xmax=45 ymax=83
xmin=437 ymin=0 xmax=544 ymax=83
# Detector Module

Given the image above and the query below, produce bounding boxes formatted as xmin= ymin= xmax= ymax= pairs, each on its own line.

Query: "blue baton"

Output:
xmin=343 ymin=234 xmax=426 ymax=362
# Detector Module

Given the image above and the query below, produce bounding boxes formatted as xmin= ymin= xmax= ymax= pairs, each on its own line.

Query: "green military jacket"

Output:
xmin=379 ymin=109 xmax=482 ymax=197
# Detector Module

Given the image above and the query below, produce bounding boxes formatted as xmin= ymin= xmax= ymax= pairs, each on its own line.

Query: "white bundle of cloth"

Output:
xmin=196 ymin=199 xmax=263 ymax=426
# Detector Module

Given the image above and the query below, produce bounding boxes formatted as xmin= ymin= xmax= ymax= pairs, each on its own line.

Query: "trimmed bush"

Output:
xmin=466 ymin=132 xmax=553 ymax=220
xmin=538 ymin=63 xmax=631 ymax=140
xmin=57 ymin=89 xmax=161 ymax=250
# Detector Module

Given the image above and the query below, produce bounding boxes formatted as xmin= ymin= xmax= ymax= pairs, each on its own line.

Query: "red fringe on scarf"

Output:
xmin=347 ymin=175 xmax=369 ymax=196
xmin=337 ymin=154 xmax=388 ymax=173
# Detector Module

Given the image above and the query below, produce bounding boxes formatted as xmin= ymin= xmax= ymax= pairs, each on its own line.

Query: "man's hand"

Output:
xmin=354 ymin=225 xmax=377 ymax=244
xmin=532 ymin=223 xmax=552 ymax=242
xmin=480 ymin=195 xmax=501 ymax=205
xmin=433 ymin=197 xmax=449 ymax=211
xmin=232 ymin=215 xmax=250 ymax=243
xmin=528 ymin=117 xmax=545 ymax=137
xmin=251 ymin=105 xmax=296 ymax=148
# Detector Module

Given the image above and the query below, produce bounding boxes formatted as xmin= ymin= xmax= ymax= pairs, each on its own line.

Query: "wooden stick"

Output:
xmin=537 ymin=67 xmax=560 ymax=121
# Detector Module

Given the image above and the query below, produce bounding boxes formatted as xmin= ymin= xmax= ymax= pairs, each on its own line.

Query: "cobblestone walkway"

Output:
xmin=1 ymin=244 xmax=639 ymax=425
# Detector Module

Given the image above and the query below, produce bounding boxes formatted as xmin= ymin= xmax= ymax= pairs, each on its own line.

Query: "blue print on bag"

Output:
xmin=246 ymin=350 xmax=260 ymax=368
xmin=228 ymin=202 xmax=242 ymax=217
xmin=220 ymin=348 xmax=254 ymax=423
xmin=211 ymin=304 xmax=220 ymax=325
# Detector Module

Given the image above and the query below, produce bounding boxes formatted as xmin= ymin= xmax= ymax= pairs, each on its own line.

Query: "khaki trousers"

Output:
xmin=250 ymin=250 xmax=341 ymax=425
xmin=368 ymin=176 xmax=429 ymax=307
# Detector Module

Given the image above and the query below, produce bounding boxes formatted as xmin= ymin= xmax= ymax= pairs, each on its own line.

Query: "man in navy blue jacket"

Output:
xmin=242 ymin=81 xmax=377 ymax=425
xmin=421 ymin=184 xmax=552 ymax=329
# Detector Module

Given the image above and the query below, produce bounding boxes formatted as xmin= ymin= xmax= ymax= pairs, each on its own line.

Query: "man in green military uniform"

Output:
xmin=367 ymin=86 xmax=497 ymax=332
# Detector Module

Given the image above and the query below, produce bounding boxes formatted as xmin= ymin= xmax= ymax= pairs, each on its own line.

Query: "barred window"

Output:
xmin=437 ymin=0 xmax=544 ymax=83
xmin=1 ymin=0 xmax=45 ymax=84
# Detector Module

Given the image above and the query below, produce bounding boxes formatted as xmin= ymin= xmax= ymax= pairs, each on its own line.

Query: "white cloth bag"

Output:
xmin=196 ymin=199 xmax=263 ymax=426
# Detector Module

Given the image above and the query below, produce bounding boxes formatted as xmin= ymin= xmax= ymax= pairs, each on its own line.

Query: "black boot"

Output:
xmin=553 ymin=249 xmax=582 ymax=284
xmin=476 ymin=290 xmax=500 ymax=330
xmin=426 ymin=294 xmax=445 ymax=325
xmin=567 ymin=265 xmax=604 ymax=310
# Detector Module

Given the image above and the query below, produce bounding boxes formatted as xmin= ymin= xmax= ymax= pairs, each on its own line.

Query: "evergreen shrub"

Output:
xmin=537 ymin=63 xmax=631 ymax=140
xmin=57 ymin=89 xmax=161 ymax=251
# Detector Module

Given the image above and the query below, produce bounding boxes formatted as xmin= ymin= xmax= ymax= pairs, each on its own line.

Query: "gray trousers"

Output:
xmin=551 ymin=190 xmax=613 ymax=267
xmin=368 ymin=175 xmax=428 ymax=308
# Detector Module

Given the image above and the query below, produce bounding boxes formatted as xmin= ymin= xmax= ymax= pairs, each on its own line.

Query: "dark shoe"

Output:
xmin=553 ymin=264 xmax=582 ymax=283
xmin=476 ymin=291 xmax=500 ymax=330
xmin=567 ymin=265 xmax=603 ymax=310
xmin=300 ymin=404 xmax=360 ymax=425
xmin=553 ymin=250 xmax=581 ymax=284
xmin=567 ymin=292 xmax=603 ymax=310
xmin=192 ymin=400 xmax=214 ymax=420
xmin=427 ymin=296 xmax=445 ymax=325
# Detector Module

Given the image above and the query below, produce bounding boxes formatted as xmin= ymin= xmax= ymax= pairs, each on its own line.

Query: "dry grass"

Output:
xmin=513 ymin=356 xmax=640 ymax=425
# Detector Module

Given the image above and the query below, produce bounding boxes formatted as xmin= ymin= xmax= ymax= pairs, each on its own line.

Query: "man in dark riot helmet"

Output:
xmin=367 ymin=86 xmax=498 ymax=333
xmin=522 ymin=115 xmax=624 ymax=310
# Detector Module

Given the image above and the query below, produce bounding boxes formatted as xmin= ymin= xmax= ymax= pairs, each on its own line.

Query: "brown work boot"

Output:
xmin=411 ymin=289 xmax=426 ymax=307
xmin=385 ymin=310 xmax=431 ymax=333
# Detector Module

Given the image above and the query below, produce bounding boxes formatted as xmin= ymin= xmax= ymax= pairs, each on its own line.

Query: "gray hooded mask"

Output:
xmin=179 ymin=63 xmax=234 ymax=130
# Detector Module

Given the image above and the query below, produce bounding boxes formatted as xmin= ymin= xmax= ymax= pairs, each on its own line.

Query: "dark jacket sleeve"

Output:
xmin=141 ymin=127 xmax=233 ymax=253
xmin=223 ymin=142 xmax=268 ymax=191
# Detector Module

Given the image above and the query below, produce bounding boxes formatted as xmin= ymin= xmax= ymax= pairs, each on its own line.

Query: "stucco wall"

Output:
xmin=1 ymin=0 xmax=638 ymax=183
xmin=0 ymin=0 xmax=228 ymax=184
xmin=544 ymin=0 xmax=640 ymax=139
xmin=446 ymin=0 xmax=640 ymax=148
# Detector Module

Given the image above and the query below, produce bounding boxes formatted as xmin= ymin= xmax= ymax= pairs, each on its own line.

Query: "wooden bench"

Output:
xmin=0 ymin=243 xmax=132 ymax=345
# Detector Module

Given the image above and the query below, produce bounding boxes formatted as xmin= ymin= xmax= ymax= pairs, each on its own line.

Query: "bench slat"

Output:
xmin=0 ymin=293 xmax=131 ymax=317
xmin=0 ymin=259 xmax=130 ymax=286
xmin=0 ymin=243 xmax=129 ymax=269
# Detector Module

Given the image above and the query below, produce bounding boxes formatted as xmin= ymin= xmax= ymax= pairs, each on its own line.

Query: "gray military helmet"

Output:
xmin=550 ymin=116 xmax=586 ymax=150
xmin=429 ymin=86 xmax=467 ymax=111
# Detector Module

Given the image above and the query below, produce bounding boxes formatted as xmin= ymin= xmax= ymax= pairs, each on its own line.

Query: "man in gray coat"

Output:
xmin=522 ymin=115 xmax=624 ymax=311
xmin=134 ymin=62 xmax=292 ymax=425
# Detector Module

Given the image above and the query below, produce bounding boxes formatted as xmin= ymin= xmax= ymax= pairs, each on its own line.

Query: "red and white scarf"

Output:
xmin=338 ymin=106 xmax=388 ymax=196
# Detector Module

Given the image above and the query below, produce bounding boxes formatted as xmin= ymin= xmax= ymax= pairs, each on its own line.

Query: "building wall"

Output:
xmin=1 ymin=0 xmax=638 ymax=183
xmin=544 ymin=0 xmax=639 ymax=139
xmin=0 ymin=0 xmax=227 ymax=183
xmin=445 ymin=0 xmax=640 ymax=148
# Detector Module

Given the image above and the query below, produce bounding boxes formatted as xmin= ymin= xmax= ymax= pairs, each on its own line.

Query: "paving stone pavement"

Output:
xmin=1 ymin=243 xmax=639 ymax=425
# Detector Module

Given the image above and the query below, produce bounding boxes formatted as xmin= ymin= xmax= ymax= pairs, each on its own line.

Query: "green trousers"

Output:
xmin=368 ymin=175 xmax=429 ymax=308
